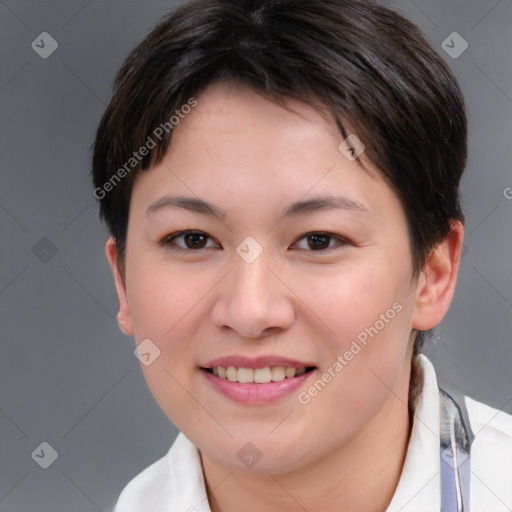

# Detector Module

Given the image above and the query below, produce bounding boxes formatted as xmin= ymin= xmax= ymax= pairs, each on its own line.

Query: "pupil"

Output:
xmin=309 ymin=234 xmax=329 ymax=250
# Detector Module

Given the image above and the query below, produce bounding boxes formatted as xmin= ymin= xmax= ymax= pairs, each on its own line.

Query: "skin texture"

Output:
xmin=107 ymin=81 xmax=464 ymax=512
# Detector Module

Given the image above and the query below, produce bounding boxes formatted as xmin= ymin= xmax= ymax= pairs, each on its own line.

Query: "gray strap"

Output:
xmin=439 ymin=388 xmax=474 ymax=512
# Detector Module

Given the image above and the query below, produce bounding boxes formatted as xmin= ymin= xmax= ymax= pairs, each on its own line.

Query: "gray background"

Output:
xmin=1 ymin=0 xmax=511 ymax=510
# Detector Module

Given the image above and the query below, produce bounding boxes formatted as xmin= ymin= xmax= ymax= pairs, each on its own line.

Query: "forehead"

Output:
xmin=184 ymin=80 xmax=343 ymax=148
xmin=129 ymin=81 xmax=404 ymax=226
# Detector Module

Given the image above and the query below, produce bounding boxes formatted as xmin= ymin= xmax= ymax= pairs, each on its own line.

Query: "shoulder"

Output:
xmin=114 ymin=433 xmax=205 ymax=512
xmin=113 ymin=449 xmax=172 ymax=512
xmin=465 ymin=395 xmax=512 ymax=509
xmin=465 ymin=394 xmax=512 ymax=441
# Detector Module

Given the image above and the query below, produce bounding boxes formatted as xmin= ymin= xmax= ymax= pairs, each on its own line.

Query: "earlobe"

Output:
xmin=106 ymin=237 xmax=134 ymax=336
xmin=411 ymin=221 xmax=464 ymax=331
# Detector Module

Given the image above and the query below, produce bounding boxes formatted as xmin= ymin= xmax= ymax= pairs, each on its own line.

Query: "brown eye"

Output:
xmin=183 ymin=232 xmax=208 ymax=249
xmin=307 ymin=233 xmax=331 ymax=250
xmin=161 ymin=230 xmax=217 ymax=251
xmin=293 ymin=232 xmax=349 ymax=252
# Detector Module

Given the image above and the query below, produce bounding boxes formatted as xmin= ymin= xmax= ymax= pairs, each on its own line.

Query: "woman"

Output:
xmin=91 ymin=1 xmax=512 ymax=510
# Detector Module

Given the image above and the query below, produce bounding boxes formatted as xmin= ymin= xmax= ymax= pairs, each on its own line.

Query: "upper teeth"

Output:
xmin=212 ymin=366 xmax=306 ymax=383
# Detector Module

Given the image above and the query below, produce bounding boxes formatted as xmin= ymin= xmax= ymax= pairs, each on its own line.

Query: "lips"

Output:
xmin=200 ymin=355 xmax=317 ymax=404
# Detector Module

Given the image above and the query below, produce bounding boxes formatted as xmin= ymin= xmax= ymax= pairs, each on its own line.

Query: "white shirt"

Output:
xmin=114 ymin=355 xmax=512 ymax=511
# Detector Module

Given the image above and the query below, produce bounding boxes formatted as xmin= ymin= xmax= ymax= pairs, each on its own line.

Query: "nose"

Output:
xmin=211 ymin=250 xmax=296 ymax=339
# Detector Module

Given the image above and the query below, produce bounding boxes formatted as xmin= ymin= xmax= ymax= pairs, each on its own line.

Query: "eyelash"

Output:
xmin=159 ymin=230 xmax=350 ymax=253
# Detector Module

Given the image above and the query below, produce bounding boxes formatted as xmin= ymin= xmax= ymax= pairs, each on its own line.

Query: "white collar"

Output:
xmin=385 ymin=354 xmax=440 ymax=511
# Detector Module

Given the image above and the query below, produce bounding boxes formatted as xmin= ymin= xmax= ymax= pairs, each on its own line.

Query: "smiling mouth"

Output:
xmin=202 ymin=366 xmax=316 ymax=384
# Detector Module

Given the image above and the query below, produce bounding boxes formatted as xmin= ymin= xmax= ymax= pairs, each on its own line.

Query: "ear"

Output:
xmin=106 ymin=237 xmax=134 ymax=336
xmin=411 ymin=220 xmax=464 ymax=331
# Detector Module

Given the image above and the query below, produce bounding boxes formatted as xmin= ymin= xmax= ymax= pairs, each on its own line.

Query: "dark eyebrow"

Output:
xmin=146 ymin=196 xmax=226 ymax=219
xmin=145 ymin=194 xmax=370 ymax=219
xmin=282 ymin=194 xmax=370 ymax=217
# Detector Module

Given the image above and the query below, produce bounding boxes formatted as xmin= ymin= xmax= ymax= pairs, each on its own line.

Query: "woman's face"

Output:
xmin=110 ymin=81 xmax=424 ymax=473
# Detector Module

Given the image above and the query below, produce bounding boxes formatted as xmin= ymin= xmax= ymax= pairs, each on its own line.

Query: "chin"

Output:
xmin=199 ymin=431 xmax=319 ymax=475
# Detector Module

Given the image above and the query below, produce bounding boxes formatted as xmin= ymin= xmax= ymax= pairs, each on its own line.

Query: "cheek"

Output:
xmin=126 ymin=263 xmax=206 ymax=405
xmin=126 ymin=264 xmax=206 ymax=427
xmin=305 ymin=259 xmax=412 ymax=404
xmin=311 ymin=261 xmax=402 ymax=345
xmin=128 ymin=262 xmax=203 ymax=340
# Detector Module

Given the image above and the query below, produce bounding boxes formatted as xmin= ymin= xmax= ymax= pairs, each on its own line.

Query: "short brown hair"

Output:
xmin=91 ymin=0 xmax=468 ymax=354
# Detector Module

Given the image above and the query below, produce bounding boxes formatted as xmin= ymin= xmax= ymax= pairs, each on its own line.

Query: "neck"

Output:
xmin=201 ymin=358 xmax=418 ymax=512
